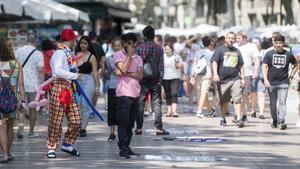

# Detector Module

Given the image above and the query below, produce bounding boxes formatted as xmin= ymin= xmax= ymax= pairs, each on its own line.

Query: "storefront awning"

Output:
xmin=0 ymin=0 xmax=89 ymax=22
xmin=56 ymin=0 xmax=132 ymax=20
xmin=107 ymin=8 xmax=133 ymax=19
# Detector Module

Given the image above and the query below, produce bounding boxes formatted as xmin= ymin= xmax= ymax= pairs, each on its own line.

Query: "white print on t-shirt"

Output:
xmin=223 ymin=52 xmax=238 ymax=68
xmin=272 ymin=54 xmax=286 ymax=68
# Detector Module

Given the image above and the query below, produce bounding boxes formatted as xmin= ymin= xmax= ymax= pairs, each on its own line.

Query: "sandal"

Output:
xmin=156 ymin=129 xmax=170 ymax=135
xmin=0 ymin=156 xmax=9 ymax=163
xmin=8 ymin=153 xmax=15 ymax=161
xmin=172 ymin=113 xmax=179 ymax=117
xmin=61 ymin=148 xmax=80 ymax=156
xmin=165 ymin=114 xmax=172 ymax=117
xmin=47 ymin=150 xmax=56 ymax=158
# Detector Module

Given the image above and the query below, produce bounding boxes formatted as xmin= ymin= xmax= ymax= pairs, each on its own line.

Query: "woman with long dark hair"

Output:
xmin=76 ymin=36 xmax=100 ymax=137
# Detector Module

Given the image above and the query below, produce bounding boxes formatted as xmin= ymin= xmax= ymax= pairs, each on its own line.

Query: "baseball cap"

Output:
xmin=61 ymin=29 xmax=76 ymax=42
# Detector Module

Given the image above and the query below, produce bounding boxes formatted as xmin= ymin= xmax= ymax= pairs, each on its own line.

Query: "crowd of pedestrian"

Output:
xmin=0 ymin=25 xmax=300 ymax=161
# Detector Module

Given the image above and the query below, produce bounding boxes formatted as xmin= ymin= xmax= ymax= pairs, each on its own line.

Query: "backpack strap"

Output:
xmin=10 ymin=61 xmax=17 ymax=77
xmin=104 ymin=44 xmax=109 ymax=55
xmin=22 ymin=48 xmax=37 ymax=68
xmin=1 ymin=61 xmax=17 ymax=87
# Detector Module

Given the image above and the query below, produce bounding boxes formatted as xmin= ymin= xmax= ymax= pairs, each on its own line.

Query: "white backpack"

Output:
xmin=194 ymin=52 xmax=207 ymax=75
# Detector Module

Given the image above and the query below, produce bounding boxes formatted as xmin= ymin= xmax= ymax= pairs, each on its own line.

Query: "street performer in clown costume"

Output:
xmin=47 ymin=29 xmax=81 ymax=158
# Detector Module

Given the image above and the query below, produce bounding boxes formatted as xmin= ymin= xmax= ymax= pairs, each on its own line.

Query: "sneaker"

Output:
xmin=237 ymin=119 xmax=245 ymax=128
xmin=61 ymin=146 xmax=80 ymax=156
xmin=144 ymin=111 xmax=150 ymax=117
xmin=47 ymin=150 xmax=56 ymax=158
xmin=119 ymin=149 xmax=129 ymax=159
xmin=156 ymin=129 xmax=170 ymax=135
xmin=232 ymin=115 xmax=237 ymax=123
xmin=242 ymin=115 xmax=249 ymax=123
xmin=196 ymin=111 xmax=205 ymax=118
xmin=17 ymin=125 xmax=24 ymax=139
xmin=207 ymin=108 xmax=216 ymax=117
xmin=127 ymin=147 xmax=140 ymax=157
xmin=271 ymin=121 xmax=278 ymax=128
xmin=258 ymin=115 xmax=265 ymax=119
xmin=220 ymin=118 xmax=226 ymax=127
xmin=79 ymin=129 xmax=87 ymax=137
xmin=28 ymin=132 xmax=39 ymax=138
xmin=152 ymin=112 xmax=155 ymax=117
xmin=108 ymin=133 xmax=116 ymax=142
xmin=251 ymin=111 xmax=256 ymax=118
xmin=278 ymin=121 xmax=287 ymax=130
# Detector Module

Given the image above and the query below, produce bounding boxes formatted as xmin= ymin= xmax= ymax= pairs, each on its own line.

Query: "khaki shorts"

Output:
xmin=220 ymin=80 xmax=242 ymax=104
xmin=196 ymin=76 xmax=212 ymax=93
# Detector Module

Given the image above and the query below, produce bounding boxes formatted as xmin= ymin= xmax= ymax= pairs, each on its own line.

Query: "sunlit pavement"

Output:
xmin=1 ymin=89 xmax=299 ymax=169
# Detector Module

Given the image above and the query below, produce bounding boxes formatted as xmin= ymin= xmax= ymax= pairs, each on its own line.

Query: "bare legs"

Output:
xmin=0 ymin=117 xmax=14 ymax=161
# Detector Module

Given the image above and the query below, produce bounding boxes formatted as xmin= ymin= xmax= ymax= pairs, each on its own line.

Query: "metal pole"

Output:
xmin=271 ymin=0 xmax=274 ymax=24
xmin=280 ymin=0 xmax=283 ymax=25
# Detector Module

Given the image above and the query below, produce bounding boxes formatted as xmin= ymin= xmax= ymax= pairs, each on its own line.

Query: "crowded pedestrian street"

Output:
xmin=1 ymin=1 xmax=300 ymax=169
xmin=0 ymin=89 xmax=299 ymax=169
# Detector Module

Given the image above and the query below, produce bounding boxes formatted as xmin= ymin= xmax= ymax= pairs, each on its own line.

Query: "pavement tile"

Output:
xmin=0 ymin=89 xmax=299 ymax=169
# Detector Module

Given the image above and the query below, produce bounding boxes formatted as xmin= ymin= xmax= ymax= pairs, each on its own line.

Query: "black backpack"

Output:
xmin=0 ymin=62 xmax=18 ymax=114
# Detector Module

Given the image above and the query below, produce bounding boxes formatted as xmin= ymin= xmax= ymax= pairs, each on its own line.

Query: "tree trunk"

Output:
xmin=227 ymin=0 xmax=235 ymax=26
xmin=282 ymin=0 xmax=294 ymax=24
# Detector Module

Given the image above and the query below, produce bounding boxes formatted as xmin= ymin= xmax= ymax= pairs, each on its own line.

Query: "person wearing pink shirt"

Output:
xmin=113 ymin=33 xmax=143 ymax=159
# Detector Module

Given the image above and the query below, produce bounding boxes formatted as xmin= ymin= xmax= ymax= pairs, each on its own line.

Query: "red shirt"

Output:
xmin=42 ymin=50 xmax=54 ymax=76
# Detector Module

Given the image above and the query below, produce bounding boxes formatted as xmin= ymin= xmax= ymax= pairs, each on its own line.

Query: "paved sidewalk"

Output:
xmin=1 ymin=89 xmax=300 ymax=169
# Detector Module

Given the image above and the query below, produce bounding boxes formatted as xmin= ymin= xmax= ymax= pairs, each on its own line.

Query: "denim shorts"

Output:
xmin=251 ymin=78 xmax=265 ymax=93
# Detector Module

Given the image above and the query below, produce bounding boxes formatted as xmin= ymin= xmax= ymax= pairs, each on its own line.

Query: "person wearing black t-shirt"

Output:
xmin=211 ymin=32 xmax=245 ymax=128
xmin=263 ymin=34 xmax=298 ymax=130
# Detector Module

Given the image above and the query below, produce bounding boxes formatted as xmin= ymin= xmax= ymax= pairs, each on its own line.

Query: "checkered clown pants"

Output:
xmin=47 ymin=79 xmax=82 ymax=150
